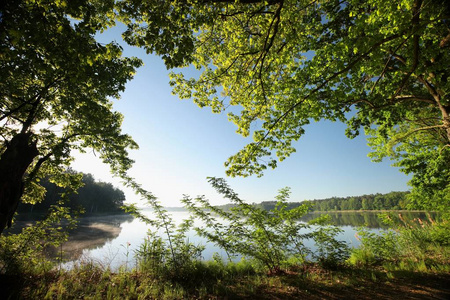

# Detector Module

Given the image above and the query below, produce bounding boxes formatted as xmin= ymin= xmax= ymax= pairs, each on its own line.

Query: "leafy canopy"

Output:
xmin=121 ymin=0 xmax=450 ymax=210
xmin=1 ymin=0 xmax=448 ymax=221
xmin=0 ymin=0 xmax=141 ymax=232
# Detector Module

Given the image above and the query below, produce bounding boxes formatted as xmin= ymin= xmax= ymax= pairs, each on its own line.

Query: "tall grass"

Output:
xmin=348 ymin=212 xmax=450 ymax=272
xmin=1 ymin=180 xmax=449 ymax=299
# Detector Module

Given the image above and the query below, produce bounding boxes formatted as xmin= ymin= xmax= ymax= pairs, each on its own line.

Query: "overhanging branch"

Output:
xmin=234 ymin=32 xmax=403 ymax=172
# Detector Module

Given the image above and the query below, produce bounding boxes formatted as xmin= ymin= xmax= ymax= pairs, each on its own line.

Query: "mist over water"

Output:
xmin=6 ymin=210 xmax=431 ymax=271
xmin=50 ymin=209 xmax=410 ymax=270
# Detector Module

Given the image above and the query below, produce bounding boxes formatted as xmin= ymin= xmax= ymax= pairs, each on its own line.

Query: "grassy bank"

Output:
xmin=1 ymin=260 xmax=449 ymax=299
xmin=1 ymin=187 xmax=449 ymax=299
xmin=2 ymin=219 xmax=449 ymax=299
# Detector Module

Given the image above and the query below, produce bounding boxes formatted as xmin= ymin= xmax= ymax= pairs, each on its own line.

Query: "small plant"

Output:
xmin=120 ymin=241 xmax=132 ymax=271
xmin=124 ymin=196 xmax=205 ymax=283
xmin=182 ymin=177 xmax=348 ymax=273
xmin=349 ymin=226 xmax=399 ymax=266
xmin=349 ymin=213 xmax=450 ymax=271
xmin=312 ymin=225 xmax=350 ymax=269
xmin=0 ymin=203 xmax=79 ymax=275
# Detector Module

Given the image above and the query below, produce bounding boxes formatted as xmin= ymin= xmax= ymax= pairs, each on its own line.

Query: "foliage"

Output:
xmin=251 ymin=191 xmax=411 ymax=212
xmin=311 ymin=224 xmax=350 ymax=269
xmin=18 ymin=171 xmax=126 ymax=214
xmin=349 ymin=213 xmax=450 ymax=270
xmin=0 ymin=0 xmax=141 ymax=233
xmin=182 ymin=177 xmax=349 ymax=273
xmin=120 ymin=0 xmax=450 ymax=210
xmin=124 ymin=177 xmax=350 ymax=281
xmin=311 ymin=191 xmax=410 ymax=211
xmin=135 ymin=226 xmax=206 ymax=283
xmin=349 ymin=228 xmax=399 ymax=266
xmin=123 ymin=195 xmax=206 ymax=283
xmin=0 ymin=204 xmax=79 ymax=274
xmin=26 ymin=259 xmax=255 ymax=299
xmin=7 ymin=251 xmax=450 ymax=299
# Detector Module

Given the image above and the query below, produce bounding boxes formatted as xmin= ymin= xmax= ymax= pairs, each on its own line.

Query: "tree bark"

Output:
xmin=0 ymin=133 xmax=38 ymax=235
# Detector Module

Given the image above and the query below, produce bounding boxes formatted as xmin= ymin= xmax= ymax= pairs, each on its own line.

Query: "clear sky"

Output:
xmin=71 ymin=25 xmax=410 ymax=207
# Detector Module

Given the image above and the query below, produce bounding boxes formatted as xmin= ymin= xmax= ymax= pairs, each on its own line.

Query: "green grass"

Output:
xmin=2 ymin=212 xmax=449 ymax=299
xmin=0 ymin=255 xmax=447 ymax=300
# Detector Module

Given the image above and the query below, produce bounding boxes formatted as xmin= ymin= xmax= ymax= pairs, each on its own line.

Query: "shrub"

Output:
xmin=0 ymin=204 xmax=78 ymax=275
xmin=349 ymin=213 xmax=450 ymax=271
xmin=183 ymin=177 xmax=350 ymax=273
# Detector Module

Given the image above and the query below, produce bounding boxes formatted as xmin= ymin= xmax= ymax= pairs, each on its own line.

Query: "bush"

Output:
xmin=0 ymin=205 xmax=78 ymax=275
xmin=348 ymin=213 xmax=450 ymax=271
xmin=183 ymin=178 xmax=350 ymax=273
xmin=312 ymin=225 xmax=350 ymax=269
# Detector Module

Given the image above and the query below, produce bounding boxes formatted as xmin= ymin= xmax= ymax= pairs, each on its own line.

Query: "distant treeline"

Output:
xmin=299 ymin=211 xmax=437 ymax=228
xmin=216 ymin=191 xmax=410 ymax=212
xmin=18 ymin=172 xmax=125 ymax=214
xmin=308 ymin=191 xmax=410 ymax=211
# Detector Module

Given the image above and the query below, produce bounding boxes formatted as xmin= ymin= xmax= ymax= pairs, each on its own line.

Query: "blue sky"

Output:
xmin=71 ymin=25 xmax=410 ymax=207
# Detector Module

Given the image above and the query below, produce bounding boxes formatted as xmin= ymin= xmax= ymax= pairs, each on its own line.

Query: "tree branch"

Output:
xmin=237 ymin=32 xmax=403 ymax=171
xmin=25 ymin=133 xmax=80 ymax=185
xmin=272 ymin=33 xmax=402 ymax=125
xmin=202 ymin=0 xmax=281 ymax=4
xmin=394 ymin=95 xmax=435 ymax=104
xmin=392 ymin=124 xmax=445 ymax=144
xmin=0 ymin=97 xmax=39 ymax=123
xmin=0 ymin=74 xmax=63 ymax=123
xmin=371 ymin=37 xmax=410 ymax=93
xmin=391 ymin=0 xmax=422 ymax=99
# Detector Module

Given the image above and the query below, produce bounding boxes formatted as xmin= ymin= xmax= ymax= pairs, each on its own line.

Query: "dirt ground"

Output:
xmin=252 ymin=272 xmax=450 ymax=300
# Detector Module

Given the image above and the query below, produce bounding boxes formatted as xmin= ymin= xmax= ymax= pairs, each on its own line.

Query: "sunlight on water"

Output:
xmin=61 ymin=210 xmax=384 ymax=271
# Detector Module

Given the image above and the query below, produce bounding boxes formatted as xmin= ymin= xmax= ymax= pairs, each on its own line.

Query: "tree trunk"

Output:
xmin=0 ymin=133 xmax=38 ymax=235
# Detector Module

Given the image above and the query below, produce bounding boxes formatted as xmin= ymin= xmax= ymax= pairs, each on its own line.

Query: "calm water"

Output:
xmin=50 ymin=209 xmax=412 ymax=270
xmin=7 ymin=210 xmax=435 ymax=270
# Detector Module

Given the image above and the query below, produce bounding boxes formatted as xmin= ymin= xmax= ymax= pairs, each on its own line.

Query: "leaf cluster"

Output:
xmin=1 ymin=0 xmax=142 ymax=219
xmin=0 ymin=203 xmax=80 ymax=274
xmin=122 ymin=0 xmax=450 ymax=209
xmin=182 ymin=177 xmax=349 ymax=273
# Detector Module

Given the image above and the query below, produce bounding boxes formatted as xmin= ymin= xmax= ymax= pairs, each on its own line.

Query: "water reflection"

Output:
xmin=9 ymin=210 xmax=434 ymax=270
xmin=58 ymin=210 xmax=367 ymax=269
xmin=300 ymin=211 xmax=438 ymax=228
xmin=47 ymin=214 xmax=134 ymax=261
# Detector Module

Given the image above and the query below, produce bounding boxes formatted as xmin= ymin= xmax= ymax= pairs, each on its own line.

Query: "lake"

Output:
xmin=10 ymin=210 xmax=435 ymax=271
